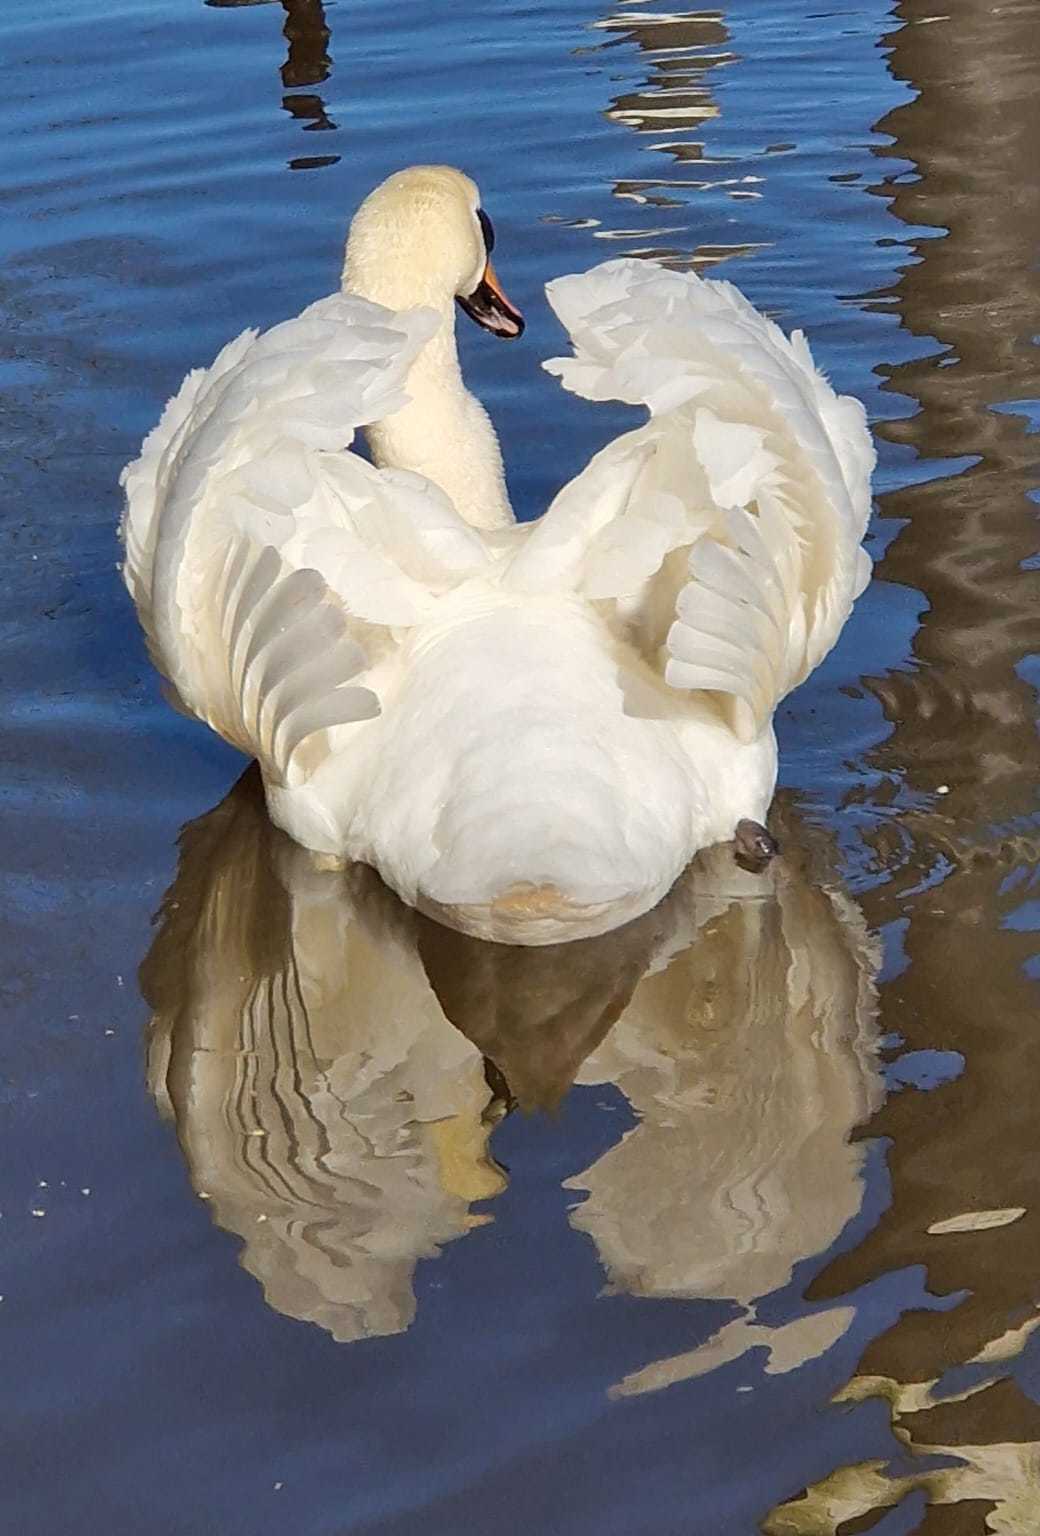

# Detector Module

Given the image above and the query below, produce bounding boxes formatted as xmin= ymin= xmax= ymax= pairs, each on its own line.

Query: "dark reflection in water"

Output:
xmin=276 ymin=0 xmax=330 ymax=91
xmin=206 ymin=0 xmax=338 ymax=162
xmin=769 ymin=0 xmax=1040 ymax=1528
xmin=143 ymin=769 xmax=881 ymax=1368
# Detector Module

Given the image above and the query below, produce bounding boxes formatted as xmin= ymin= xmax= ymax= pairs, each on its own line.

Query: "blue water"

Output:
xmin=2 ymin=1 xmax=1038 ymax=1531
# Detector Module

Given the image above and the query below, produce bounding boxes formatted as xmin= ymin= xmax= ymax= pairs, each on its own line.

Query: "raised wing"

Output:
xmin=121 ymin=293 xmax=489 ymax=785
xmin=515 ymin=259 xmax=874 ymax=741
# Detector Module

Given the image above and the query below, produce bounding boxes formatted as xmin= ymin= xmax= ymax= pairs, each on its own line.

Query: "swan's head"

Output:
xmin=342 ymin=165 xmax=524 ymax=338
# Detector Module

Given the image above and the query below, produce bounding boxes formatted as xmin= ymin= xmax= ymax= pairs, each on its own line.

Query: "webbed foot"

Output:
xmin=734 ymin=819 xmax=780 ymax=870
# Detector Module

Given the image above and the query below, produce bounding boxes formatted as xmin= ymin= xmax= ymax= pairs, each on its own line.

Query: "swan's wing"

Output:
xmin=121 ymin=293 xmax=488 ymax=785
xmin=513 ymin=259 xmax=874 ymax=741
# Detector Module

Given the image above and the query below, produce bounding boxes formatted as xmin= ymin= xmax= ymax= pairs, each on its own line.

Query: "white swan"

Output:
xmin=121 ymin=164 xmax=874 ymax=943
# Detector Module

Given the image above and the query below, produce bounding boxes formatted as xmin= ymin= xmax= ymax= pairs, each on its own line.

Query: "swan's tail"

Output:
xmin=352 ymin=604 xmax=699 ymax=942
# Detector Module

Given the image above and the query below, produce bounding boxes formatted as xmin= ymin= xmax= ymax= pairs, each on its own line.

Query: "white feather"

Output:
xmin=542 ymin=256 xmax=874 ymax=741
xmin=121 ymin=174 xmax=873 ymax=943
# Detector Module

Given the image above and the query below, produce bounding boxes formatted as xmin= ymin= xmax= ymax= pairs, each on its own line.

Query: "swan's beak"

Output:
xmin=457 ymin=260 xmax=524 ymax=339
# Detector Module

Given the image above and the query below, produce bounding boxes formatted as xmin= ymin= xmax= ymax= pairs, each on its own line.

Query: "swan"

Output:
xmin=121 ymin=164 xmax=874 ymax=944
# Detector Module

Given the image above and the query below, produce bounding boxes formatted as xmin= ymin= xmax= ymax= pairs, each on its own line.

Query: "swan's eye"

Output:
xmin=477 ymin=208 xmax=495 ymax=257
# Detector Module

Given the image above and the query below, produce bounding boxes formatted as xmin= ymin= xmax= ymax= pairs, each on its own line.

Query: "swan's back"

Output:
xmin=119 ymin=239 xmax=874 ymax=941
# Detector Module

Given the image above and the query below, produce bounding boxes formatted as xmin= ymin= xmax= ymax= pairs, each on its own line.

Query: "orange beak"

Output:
xmin=457 ymin=258 xmax=525 ymax=339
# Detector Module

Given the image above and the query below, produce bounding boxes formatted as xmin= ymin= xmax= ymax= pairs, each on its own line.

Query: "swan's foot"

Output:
xmin=308 ymin=849 xmax=350 ymax=873
xmin=734 ymin=819 xmax=779 ymax=870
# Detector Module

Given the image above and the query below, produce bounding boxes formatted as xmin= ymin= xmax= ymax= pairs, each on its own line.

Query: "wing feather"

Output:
xmin=539 ymin=258 xmax=874 ymax=738
xmin=208 ymin=541 xmax=378 ymax=785
xmin=119 ymin=291 xmax=471 ymax=785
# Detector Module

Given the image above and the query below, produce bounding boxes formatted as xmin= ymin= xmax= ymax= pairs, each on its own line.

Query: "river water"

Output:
xmin=2 ymin=1 xmax=1038 ymax=1532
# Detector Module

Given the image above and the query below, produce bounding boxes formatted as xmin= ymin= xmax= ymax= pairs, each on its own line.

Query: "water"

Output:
xmin=2 ymin=0 xmax=1038 ymax=1530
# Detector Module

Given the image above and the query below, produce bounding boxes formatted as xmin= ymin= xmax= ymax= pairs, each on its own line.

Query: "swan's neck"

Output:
xmin=357 ymin=295 xmax=514 ymax=532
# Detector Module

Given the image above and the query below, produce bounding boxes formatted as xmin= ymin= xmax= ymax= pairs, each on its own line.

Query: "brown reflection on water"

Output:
xmin=142 ymin=771 xmax=881 ymax=1355
xmin=769 ymin=1 xmax=1040 ymax=1529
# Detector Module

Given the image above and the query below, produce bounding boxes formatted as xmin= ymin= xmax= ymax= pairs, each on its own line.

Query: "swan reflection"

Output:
xmin=144 ymin=772 xmax=500 ymax=1341
xmin=143 ymin=769 xmax=881 ymax=1359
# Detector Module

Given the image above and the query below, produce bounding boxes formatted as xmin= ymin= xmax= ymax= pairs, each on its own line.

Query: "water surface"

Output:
xmin=2 ymin=1 xmax=1038 ymax=1531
